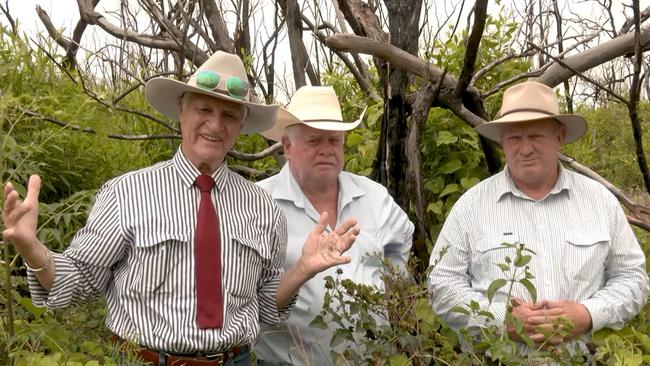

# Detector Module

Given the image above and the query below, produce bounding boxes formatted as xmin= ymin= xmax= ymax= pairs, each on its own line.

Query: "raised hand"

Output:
xmin=296 ymin=211 xmax=360 ymax=277
xmin=3 ymin=175 xmax=42 ymax=251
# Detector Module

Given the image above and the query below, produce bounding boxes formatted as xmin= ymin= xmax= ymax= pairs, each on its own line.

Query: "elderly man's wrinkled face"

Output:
xmin=283 ymin=124 xmax=344 ymax=190
xmin=500 ymin=119 xmax=565 ymax=191
xmin=178 ymin=93 xmax=245 ymax=174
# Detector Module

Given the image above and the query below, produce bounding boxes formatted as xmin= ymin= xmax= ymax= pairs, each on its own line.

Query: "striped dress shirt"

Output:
xmin=428 ymin=164 xmax=649 ymax=338
xmin=28 ymin=148 xmax=294 ymax=353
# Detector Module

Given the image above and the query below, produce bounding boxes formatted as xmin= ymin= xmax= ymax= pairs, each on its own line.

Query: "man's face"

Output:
xmin=500 ymin=119 xmax=566 ymax=189
xmin=283 ymin=124 xmax=344 ymax=189
xmin=178 ymin=93 xmax=245 ymax=173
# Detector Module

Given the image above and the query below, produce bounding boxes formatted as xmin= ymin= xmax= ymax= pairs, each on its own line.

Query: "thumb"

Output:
xmin=309 ymin=211 xmax=329 ymax=237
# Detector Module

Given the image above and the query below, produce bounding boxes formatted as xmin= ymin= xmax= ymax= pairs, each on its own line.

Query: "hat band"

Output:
xmin=303 ymin=118 xmax=345 ymax=122
xmin=497 ymin=107 xmax=555 ymax=119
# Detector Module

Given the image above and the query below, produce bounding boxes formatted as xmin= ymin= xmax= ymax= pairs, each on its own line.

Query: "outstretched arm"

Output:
xmin=276 ymin=211 xmax=360 ymax=310
xmin=3 ymin=175 xmax=55 ymax=290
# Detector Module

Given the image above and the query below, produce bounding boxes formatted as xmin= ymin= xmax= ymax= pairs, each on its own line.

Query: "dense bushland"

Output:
xmin=1 ymin=23 xmax=649 ymax=366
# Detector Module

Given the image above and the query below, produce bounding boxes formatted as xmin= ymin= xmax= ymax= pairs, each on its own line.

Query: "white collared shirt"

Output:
xmin=254 ymin=164 xmax=414 ymax=365
xmin=428 ymin=165 xmax=649 ymax=339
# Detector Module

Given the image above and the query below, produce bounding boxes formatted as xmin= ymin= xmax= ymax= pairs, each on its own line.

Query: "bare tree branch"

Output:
xmin=619 ymin=4 xmax=650 ymax=34
xmin=0 ymin=0 xmax=17 ymax=35
xmin=536 ymin=24 xmax=650 ymax=87
xmin=455 ymin=0 xmax=488 ymax=97
xmin=23 ymin=110 xmax=97 ymax=133
xmin=627 ymin=0 xmax=650 ymax=193
xmin=76 ymin=0 xmax=209 ymax=64
xmin=199 ymin=0 xmax=235 ymax=52
xmin=227 ymin=143 xmax=283 ymax=161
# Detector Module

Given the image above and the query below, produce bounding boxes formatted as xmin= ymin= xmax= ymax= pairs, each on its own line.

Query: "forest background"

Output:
xmin=1 ymin=0 xmax=650 ymax=365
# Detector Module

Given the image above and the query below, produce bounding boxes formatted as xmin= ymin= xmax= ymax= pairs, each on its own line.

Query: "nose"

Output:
xmin=519 ymin=137 xmax=534 ymax=155
xmin=205 ymin=114 xmax=225 ymax=131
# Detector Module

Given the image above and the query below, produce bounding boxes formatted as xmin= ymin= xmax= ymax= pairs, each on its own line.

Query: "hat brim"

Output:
xmin=145 ymin=78 xmax=278 ymax=134
xmin=261 ymin=108 xmax=364 ymax=142
xmin=475 ymin=111 xmax=587 ymax=144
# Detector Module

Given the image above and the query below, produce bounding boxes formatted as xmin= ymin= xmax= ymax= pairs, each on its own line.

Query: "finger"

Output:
xmin=310 ymin=212 xmax=330 ymax=237
xmin=3 ymin=188 xmax=19 ymax=216
xmin=530 ymin=300 xmax=550 ymax=309
xmin=332 ymin=255 xmax=351 ymax=265
xmin=3 ymin=181 xmax=14 ymax=200
xmin=25 ymin=175 xmax=41 ymax=207
xmin=529 ymin=333 xmax=546 ymax=343
xmin=336 ymin=226 xmax=360 ymax=254
xmin=333 ymin=218 xmax=358 ymax=236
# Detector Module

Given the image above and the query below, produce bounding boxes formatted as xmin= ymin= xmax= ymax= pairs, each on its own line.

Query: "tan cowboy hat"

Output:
xmin=145 ymin=51 xmax=278 ymax=134
xmin=475 ymin=81 xmax=587 ymax=143
xmin=261 ymin=86 xmax=364 ymax=142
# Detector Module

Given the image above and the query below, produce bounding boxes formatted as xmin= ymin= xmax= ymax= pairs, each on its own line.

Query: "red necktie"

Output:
xmin=194 ymin=174 xmax=223 ymax=329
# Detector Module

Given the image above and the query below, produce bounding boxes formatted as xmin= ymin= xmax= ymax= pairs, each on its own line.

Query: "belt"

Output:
xmin=111 ymin=334 xmax=248 ymax=366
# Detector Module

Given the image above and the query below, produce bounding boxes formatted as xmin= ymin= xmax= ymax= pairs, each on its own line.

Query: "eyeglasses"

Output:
xmin=195 ymin=70 xmax=249 ymax=100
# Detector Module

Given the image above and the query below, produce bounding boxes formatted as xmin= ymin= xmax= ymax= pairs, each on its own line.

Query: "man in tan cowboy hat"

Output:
xmin=253 ymin=86 xmax=414 ymax=365
xmin=428 ymin=81 xmax=649 ymax=352
xmin=2 ymin=52 xmax=361 ymax=365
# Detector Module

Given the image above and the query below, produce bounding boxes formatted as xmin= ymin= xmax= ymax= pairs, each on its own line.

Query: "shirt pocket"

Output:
xmin=355 ymin=227 xmax=383 ymax=268
xmin=228 ymin=236 xmax=271 ymax=299
xmin=129 ymin=233 xmax=189 ymax=294
xmin=473 ymin=234 xmax=519 ymax=283
xmin=563 ymin=231 xmax=609 ymax=283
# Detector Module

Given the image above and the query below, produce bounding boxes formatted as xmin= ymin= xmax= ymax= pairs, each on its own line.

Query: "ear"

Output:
xmin=557 ymin=124 xmax=567 ymax=145
xmin=281 ymin=135 xmax=292 ymax=160
xmin=177 ymin=97 xmax=185 ymax=116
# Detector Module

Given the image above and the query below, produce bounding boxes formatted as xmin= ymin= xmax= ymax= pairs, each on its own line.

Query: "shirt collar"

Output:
xmin=270 ymin=164 xmax=365 ymax=210
xmin=497 ymin=162 xmax=570 ymax=202
xmin=172 ymin=147 xmax=230 ymax=191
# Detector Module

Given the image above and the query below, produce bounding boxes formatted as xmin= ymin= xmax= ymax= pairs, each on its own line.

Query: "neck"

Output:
xmin=509 ymin=168 xmax=559 ymax=201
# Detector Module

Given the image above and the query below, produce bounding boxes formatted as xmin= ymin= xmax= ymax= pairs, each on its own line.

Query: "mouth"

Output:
xmin=200 ymin=134 xmax=222 ymax=143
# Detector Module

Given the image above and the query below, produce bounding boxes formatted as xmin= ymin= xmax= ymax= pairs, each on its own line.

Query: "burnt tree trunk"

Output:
xmin=378 ymin=0 xmax=424 ymax=208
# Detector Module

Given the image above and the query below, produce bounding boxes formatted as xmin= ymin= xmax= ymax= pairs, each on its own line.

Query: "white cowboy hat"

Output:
xmin=261 ymin=86 xmax=364 ymax=142
xmin=475 ymin=81 xmax=587 ymax=143
xmin=144 ymin=51 xmax=278 ymax=134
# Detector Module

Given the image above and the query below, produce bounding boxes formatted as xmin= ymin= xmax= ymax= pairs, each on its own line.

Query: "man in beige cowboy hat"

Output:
xmin=428 ymin=81 xmax=649 ymax=352
xmin=2 ymin=52 xmax=361 ymax=365
xmin=253 ymin=86 xmax=414 ymax=365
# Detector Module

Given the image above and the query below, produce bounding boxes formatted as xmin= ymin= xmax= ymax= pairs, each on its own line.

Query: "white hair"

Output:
xmin=179 ymin=92 xmax=248 ymax=120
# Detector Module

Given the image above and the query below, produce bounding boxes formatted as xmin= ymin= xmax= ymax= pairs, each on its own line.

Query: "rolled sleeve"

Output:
xmin=257 ymin=206 xmax=297 ymax=324
xmin=380 ymin=193 xmax=414 ymax=270
xmin=28 ymin=183 xmax=126 ymax=309
xmin=580 ymin=198 xmax=649 ymax=331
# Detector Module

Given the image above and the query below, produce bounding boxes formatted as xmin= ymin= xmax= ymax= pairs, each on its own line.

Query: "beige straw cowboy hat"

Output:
xmin=261 ymin=86 xmax=364 ymax=142
xmin=475 ymin=81 xmax=587 ymax=143
xmin=145 ymin=51 xmax=278 ymax=134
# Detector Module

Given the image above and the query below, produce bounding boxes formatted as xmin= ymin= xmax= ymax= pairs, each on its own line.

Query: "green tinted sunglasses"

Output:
xmin=195 ymin=70 xmax=249 ymax=100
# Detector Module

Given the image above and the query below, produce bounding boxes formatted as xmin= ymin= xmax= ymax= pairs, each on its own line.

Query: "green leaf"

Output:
xmin=439 ymin=184 xmax=459 ymax=198
xmin=460 ymin=177 xmax=480 ymax=189
xmin=519 ymin=278 xmax=537 ymax=303
xmin=439 ymin=159 xmax=463 ymax=174
xmin=388 ymin=354 xmax=411 ymax=366
xmin=487 ymin=278 xmax=507 ymax=303
xmin=496 ymin=263 xmax=510 ymax=272
xmin=426 ymin=200 xmax=444 ymax=215
xmin=514 ymin=254 xmax=531 ymax=267
xmin=330 ymin=328 xmax=353 ymax=348
xmin=478 ymin=310 xmax=495 ymax=320
xmin=346 ymin=132 xmax=363 ymax=147
xmin=309 ymin=315 xmax=328 ymax=330
xmin=436 ymin=131 xmax=458 ymax=146
xmin=450 ymin=306 xmax=470 ymax=315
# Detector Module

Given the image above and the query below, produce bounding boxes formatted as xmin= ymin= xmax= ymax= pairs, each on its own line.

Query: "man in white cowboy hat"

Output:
xmin=253 ymin=86 xmax=414 ymax=365
xmin=428 ymin=81 xmax=648 ymax=351
xmin=2 ymin=52 xmax=361 ymax=365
